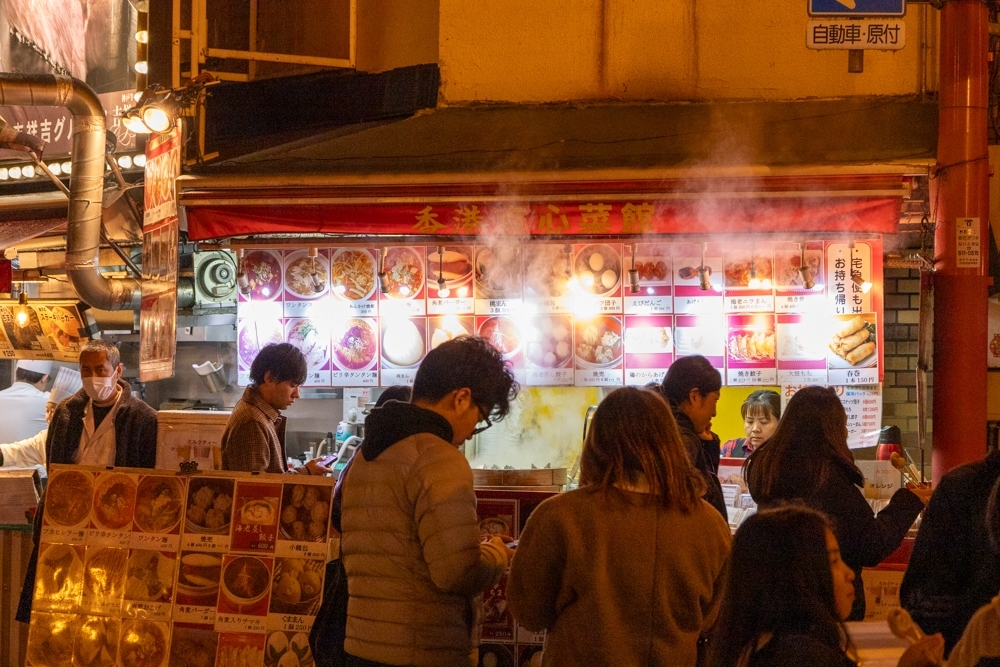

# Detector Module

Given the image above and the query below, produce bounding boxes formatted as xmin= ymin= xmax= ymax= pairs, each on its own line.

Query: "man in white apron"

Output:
xmin=0 ymin=367 xmax=82 ymax=470
xmin=0 ymin=359 xmax=51 ymax=443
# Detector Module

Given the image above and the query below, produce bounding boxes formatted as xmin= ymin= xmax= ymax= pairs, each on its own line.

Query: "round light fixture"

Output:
xmin=141 ymin=105 xmax=173 ymax=133
xmin=134 ymin=61 xmax=148 ymax=74
xmin=133 ymin=154 xmax=147 ymax=168
xmin=9 ymin=166 xmax=22 ymax=179
xmin=117 ymin=155 xmax=133 ymax=169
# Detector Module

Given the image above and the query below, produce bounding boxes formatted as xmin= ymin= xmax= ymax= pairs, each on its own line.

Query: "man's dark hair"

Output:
xmin=16 ymin=368 xmax=46 ymax=384
xmin=250 ymin=343 xmax=307 ymax=386
xmin=375 ymin=385 xmax=411 ymax=407
xmin=412 ymin=336 xmax=519 ymax=421
xmin=660 ymin=354 xmax=722 ymax=407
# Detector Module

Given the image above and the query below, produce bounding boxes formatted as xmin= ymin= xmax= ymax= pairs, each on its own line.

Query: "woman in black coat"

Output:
xmin=744 ymin=386 xmax=929 ymax=620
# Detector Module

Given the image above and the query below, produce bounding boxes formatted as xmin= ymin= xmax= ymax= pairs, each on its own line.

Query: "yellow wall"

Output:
xmin=438 ymin=0 xmax=937 ymax=103
xmin=356 ymin=0 xmax=440 ymax=73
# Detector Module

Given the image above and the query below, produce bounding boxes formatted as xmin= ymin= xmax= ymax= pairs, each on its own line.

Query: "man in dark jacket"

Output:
xmin=901 ymin=449 xmax=1000 ymax=654
xmin=17 ymin=339 xmax=158 ymax=623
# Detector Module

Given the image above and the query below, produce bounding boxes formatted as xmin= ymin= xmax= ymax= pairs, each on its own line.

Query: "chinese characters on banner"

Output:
xmin=235 ymin=239 xmax=883 ymax=388
xmin=139 ymin=127 xmax=181 ymax=381
xmin=30 ymin=465 xmax=335 ymax=667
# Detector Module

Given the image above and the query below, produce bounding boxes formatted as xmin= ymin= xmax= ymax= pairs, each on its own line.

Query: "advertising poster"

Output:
xmin=140 ymin=127 xmax=182 ymax=382
xmin=524 ymin=314 xmax=574 ymax=387
xmin=426 ymin=245 xmax=475 ymax=315
xmin=330 ymin=248 xmax=379 ymax=317
xmin=522 ymin=244 xmax=574 ymax=315
xmin=478 ymin=315 xmax=526 ymax=386
xmin=283 ymin=249 xmax=330 ymax=318
xmin=726 ymin=314 xmax=777 ymax=385
xmin=572 ymin=243 xmax=623 ymax=315
xmin=723 ymin=242 xmax=775 ymax=313
xmin=380 ymin=316 xmax=427 ymax=386
xmin=378 ymin=246 xmax=427 ymax=317
xmin=474 ymin=245 xmax=523 ymax=316
xmin=776 ymin=313 xmax=829 ymax=385
xmin=673 ymin=242 xmax=724 ymax=314
xmin=624 ymin=243 xmax=672 ymax=315
xmin=573 ymin=316 xmax=624 ymax=386
xmin=774 ymin=240 xmax=825 ymax=312
xmin=623 ymin=314 xmax=674 ymax=386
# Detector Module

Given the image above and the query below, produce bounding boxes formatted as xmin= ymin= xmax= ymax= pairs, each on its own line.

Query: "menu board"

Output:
xmin=0 ymin=301 xmax=91 ymax=362
xmin=235 ymin=239 xmax=884 ymax=388
xmin=29 ymin=465 xmax=334 ymax=667
xmin=782 ymin=384 xmax=883 ymax=450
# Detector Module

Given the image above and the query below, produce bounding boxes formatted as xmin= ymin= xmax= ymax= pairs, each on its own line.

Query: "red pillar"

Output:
xmin=932 ymin=0 xmax=991 ymax=482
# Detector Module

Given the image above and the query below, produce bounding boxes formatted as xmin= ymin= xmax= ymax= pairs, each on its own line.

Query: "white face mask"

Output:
xmin=83 ymin=375 xmax=118 ymax=403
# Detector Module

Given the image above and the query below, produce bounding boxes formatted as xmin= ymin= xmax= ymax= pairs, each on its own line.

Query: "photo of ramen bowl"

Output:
xmin=222 ymin=556 xmax=271 ymax=610
xmin=118 ymin=619 xmax=168 ymax=667
xmin=330 ymin=248 xmax=377 ymax=302
xmin=243 ymin=250 xmax=283 ymax=301
xmin=332 ymin=319 xmax=377 ymax=370
xmin=382 ymin=247 xmax=423 ymax=299
xmin=91 ymin=472 xmax=137 ymax=531
xmin=45 ymin=469 xmax=94 ymax=527
xmin=478 ymin=317 xmax=521 ymax=360
xmin=133 ymin=476 xmax=184 ymax=534
xmin=284 ymin=250 xmax=329 ymax=299
xmin=574 ymin=244 xmax=621 ymax=296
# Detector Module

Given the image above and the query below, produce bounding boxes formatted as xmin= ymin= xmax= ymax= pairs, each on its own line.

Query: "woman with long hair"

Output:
xmin=507 ymin=387 xmax=731 ymax=667
xmin=744 ymin=385 xmax=930 ymax=620
xmin=710 ymin=505 xmax=943 ymax=667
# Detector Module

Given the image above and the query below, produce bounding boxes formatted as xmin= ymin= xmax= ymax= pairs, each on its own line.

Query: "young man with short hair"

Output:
xmin=221 ymin=343 xmax=329 ymax=475
xmin=340 ymin=336 xmax=519 ymax=667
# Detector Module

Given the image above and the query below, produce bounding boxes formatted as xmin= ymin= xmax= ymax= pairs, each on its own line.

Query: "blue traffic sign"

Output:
xmin=809 ymin=0 xmax=905 ymax=16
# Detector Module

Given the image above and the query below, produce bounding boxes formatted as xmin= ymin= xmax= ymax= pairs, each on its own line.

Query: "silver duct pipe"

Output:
xmin=0 ymin=73 xmax=141 ymax=310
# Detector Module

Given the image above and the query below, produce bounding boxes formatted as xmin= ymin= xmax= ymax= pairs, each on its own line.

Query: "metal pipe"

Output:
xmin=932 ymin=0 xmax=990 ymax=482
xmin=0 ymin=73 xmax=140 ymax=310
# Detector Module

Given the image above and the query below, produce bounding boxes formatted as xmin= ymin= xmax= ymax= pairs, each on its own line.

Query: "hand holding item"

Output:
xmin=488 ymin=535 xmax=515 ymax=562
xmin=304 ymin=457 xmax=334 ymax=476
xmin=887 ymin=607 xmax=945 ymax=667
xmin=905 ymin=482 xmax=934 ymax=506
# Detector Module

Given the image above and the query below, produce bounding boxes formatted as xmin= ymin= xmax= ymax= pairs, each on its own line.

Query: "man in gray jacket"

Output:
xmin=340 ymin=336 xmax=519 ymax=667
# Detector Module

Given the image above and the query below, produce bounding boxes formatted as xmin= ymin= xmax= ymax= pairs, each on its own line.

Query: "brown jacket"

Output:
xmin=221 ymin=386 xmax=290 ymax=474
xmin=507 ymin=487 xmax=732 ymax=667
xmin=340 ymin=422 xmax=507 ymax=667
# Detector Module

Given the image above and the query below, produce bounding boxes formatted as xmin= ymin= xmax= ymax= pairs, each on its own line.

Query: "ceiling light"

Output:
xmin=852 ymin=271 xmax=873 ymax=294
xmin=117 ymin=155 xmax=133 ymax=169
xmin=133 ymin=153 xmax=146 ymax=168
xmin=9 ymin=166 xmax=21 ymax=179
xmin=21 ymin=164 xmax=34 ymax=178
xmin=0 ymin=168 xmax=8 ymax=180
xmin=47 ymin=162 xmax=61 ymax=175
xmin=60 ymin=162 xmax=71 ymax=174
xmin=121 ymin=108 xmax=150 ymax=134
xmin=135 ymin=30 xmax=149 ymax=44
xmin=134 ymin=61 xmax=148 ymax=75
xmin=15 ymin=292 xmax=29 ymax=327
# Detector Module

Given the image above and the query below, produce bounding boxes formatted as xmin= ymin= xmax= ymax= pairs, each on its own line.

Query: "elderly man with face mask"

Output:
xmin=46 ymin=339 xmax=158 ymax=467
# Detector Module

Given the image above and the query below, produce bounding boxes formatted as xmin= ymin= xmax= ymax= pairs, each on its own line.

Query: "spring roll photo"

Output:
xmin=845 ymin=341 xmax=875 ymax=365
xmin=839 ymin=329 xmax=870 ymax=353
xmin=836 ymin=315 xmax=867 ymax=338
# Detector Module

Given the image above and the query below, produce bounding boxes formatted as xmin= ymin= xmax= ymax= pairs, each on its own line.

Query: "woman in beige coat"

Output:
xmin=507 ymin=387 xmax=732 ymax=667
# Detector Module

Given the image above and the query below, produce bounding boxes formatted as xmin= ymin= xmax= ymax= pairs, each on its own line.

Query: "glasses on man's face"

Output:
xmin=470 ymin=405 xmax=493 ymax=436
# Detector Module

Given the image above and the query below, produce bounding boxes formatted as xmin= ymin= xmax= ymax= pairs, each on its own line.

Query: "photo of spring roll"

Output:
xmin=836 ymin=316 xmax=866 ymax=338
xmin=829 ymin=314 xmax=877 ymax=367
xmin=845 ymin=342 xmax=876 ymax=366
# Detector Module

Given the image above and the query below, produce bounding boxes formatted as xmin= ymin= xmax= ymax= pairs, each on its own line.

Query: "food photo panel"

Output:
xmin=173 ymin=551 xmax=224 ymax=624
xmin=426 ymin=245 xmax=475 ymax=315
xmin=329 ymin=247 xmax=379 ymax=317
xmin=522 ymin=244 xmax=574 ymax=314
xmin=236 ymin=305 xmax=283 ymax=386
xmin=428 ymin=315 xmax=475 ymax=352
xmin=117 ymin=618 xmax=170 ymax=667
xmin=215 ymin=632 xmax=267 ymax=667
xmin=43 ymin=467 xmax=95 ymax=545
xmin=284 ymin=318 xmax=332 ymax=387
xmin=380 ymin=316 xmax=427 ymax=386
xmin=267 ymin=556 xmax=326 ymax=632
xmin=330 ymin=317 xmax=379 ymax=387
xmin=238 ymin=250 xmax=283 ymax=304
xmin=774 ymin=240 xmax=825 ymax=312
xmin=624 ymin=243 xmax=672 ymax=315
xmin=828 ymin=313 xmax=879 ymax=385
xmin=89 ymin=471 xmax=138 ymax=548
xmin=673 ymin=314 xmax=726 ymax=376
xmin=723 ymin=243 xmax=775 ymax=313
xmin=263 ymin=630 xmax=315 ymax=667
xmin=131 ymin=473 xmax=185 ymax=552
xmin=26 ymin=611 xmax=79 ymax=667
xmin=378 ymin=246 xmax=427 ymax=317
xmin=231 ymin=481 xmax=282 ymax=555
xmin=478 ymin=315 xmax=526 ymax=386
xmin=275 ymin=479 xmax=333 ymax=559
xmin=573 ymin=316 xmax=624 ymax=386
xmin=571 ymin=243 xmax=623 ymax=314
xmin=36 ymin=304 xmax=86 ymax=361
xmin=81 ymin=545 xmax=128 ymax=616
xmin=282 ymin=249 xmax=330 ymax=318
xmin=726 ymin=314 xmax=777 ymax=385
xmin=168 ymin=623 xmax=220 ymax=667
xmin=776 ymin=313 xmax=829 ymax=385
xmin=623 ymin=315 xmax=673 ymax=386
xmin=524 ymin=314 xmax=574 ymax=386
xmin=182 ymin=476 xmax=236 ymax=552
xmin=672 ymin=242 xmax=723 ymax=314
xmin=215 ymin=554 xmax=274 ymax=633
xmin=474 ymin=245 xmax=523 ymax=316
xmin=73 ymin=614 xmax=121 ymax=667
xmin=32 ymin=542 xmax=86 ymax=612
xmin=123 ymin=549 xmax=176 ymax=621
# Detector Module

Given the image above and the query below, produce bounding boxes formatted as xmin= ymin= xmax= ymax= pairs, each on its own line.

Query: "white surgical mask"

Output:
xmin=83 ymin=375 xmax=118 ymax=403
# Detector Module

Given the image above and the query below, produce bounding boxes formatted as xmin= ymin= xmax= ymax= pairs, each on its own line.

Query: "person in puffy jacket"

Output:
xmin=339 ymin=336 xmax=518 ymax=667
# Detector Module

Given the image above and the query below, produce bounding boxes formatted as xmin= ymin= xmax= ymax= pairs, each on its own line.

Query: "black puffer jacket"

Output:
xmin=672 ymin=408 xmax=727 ymax=519
xmin=901 ymin=450 xmax=1000 ymax=653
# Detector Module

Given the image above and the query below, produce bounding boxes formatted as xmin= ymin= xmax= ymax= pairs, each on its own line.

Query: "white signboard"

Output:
xmin=807 ymin=20 xmax=905 ymax=50
xmin=781 ymin=384 xmax=882 ymax=450
xmin=957 ymin=217 xmax=981 ymax=269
